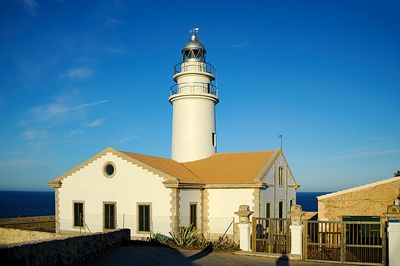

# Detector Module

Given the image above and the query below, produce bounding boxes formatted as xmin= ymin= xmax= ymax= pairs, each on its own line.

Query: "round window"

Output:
xmin=103 ymin=162 xmax=116 ymax=177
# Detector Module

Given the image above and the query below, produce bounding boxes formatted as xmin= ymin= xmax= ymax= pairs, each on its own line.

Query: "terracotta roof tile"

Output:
xmin=120 ymin=151 xmax=204 ymax=184
xmin=121 ymin=150 xmax=277 ymax=185
xmin=183 ymin=151 xmax=276 ymax=184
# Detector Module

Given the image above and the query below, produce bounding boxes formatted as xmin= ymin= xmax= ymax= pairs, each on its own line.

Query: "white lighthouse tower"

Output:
xmin=170 ymin=29 xmax=219 ymax=162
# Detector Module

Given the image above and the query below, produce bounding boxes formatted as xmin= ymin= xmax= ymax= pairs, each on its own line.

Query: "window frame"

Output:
xmin=103 ymin=201 xmax=117 ymax=231
xmin=265 ymin=202 xmax=271 ymax=218
xmin=103 ymin=161 xmax=116 ymax=178
xmin=278 ymin=166 xmax=284 ymax=186
xmin=278 ymin=201 xmax=283 ymax=219
xmin=137 ymin=202 xmax=152 ymax=234
xmin=212 ymin=132 xmax=216 ymax=147
xmin=189 ymin=203 xmax=197 ymax=228
xmin=73 ymin=201 xmax=85 ymax=228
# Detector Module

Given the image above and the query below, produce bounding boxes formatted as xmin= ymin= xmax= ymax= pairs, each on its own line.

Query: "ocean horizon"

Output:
xmin=0 ymin=191 xmax=330 ymax=219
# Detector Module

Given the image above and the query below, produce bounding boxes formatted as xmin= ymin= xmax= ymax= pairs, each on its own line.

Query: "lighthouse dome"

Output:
xmin=182 ymin=32 xmax=206 ymax=62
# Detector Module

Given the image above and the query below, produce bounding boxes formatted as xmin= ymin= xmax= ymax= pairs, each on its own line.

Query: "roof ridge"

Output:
xmin=120 ymin=150 xmax=205 ymax=183
xmin=178 ymin=162 xmax=205 ymax=183
xmin=119 ymin=150 xmax=172 ymax=160
xmin=318 ymin=175 xmax=400 ymax=200
xmin=215 ymin=150 xmax=278 ymax=155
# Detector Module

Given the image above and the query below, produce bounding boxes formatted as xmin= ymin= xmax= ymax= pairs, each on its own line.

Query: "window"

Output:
xmin=190 ymin=203 xmax=197 ymax=227
xmin=103 ymin=162 xmax=116 ymax=178
xmin=278 ymin=166 xmax=284 ymax=186
xmin=73 ymin=202 xmax=84 ymax=227
xmin=138 ymin=204 xmax=151 ymax=232
xmin=289 ymin=200 xmax=293 ymax=212
xmin=104 ymin=203 xmax=116 ymax=229
xmin=279 ymin=201 xmax=283 ymax=218
xmin=212 ymin=132 xmax=216 ymax=147
xmin=266 ymin=202 xmax=270 ymax=218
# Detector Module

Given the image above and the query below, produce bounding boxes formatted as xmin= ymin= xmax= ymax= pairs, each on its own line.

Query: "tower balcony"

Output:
xmin=173 ymin=62 xmax=216 ymax=78
xmin=170 ymin=82 xmax=218 ymax=97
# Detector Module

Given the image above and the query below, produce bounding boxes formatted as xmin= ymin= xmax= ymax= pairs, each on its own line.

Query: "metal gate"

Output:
xmin=304 ymin=220 xmax=387 ymax=265
xmin=252 ymin=217 xmax=291 ymax=254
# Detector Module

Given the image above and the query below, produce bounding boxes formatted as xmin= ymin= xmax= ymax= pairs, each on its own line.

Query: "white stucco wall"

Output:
xmin=179 ymin=189 xmax=201 ymax=228
xmin=170 ymin=61 xmax=218 ymax=163
xmin=207 ymin=189 xmax=253 ymax=236
xmin=261 ymin=154 xmax=297 ymax=218
xmin=170 ymin=97 xmax=217 ymax=162
xmin=58 ymin=152 xmax=171 ymax=238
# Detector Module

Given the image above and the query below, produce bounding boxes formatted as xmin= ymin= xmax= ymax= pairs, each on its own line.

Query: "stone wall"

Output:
xmin=0 ymin=229 xmax=130 ymax=266
xmin=0 ymin=216 xmax=55 ymax=232
xmin=318 ymin=178 xmax=400 ymax=221
xmin=0 ymin=228 xmax=59 ymax=245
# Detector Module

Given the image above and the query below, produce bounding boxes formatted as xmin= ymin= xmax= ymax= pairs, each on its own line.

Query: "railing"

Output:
xmin=170 ymin=82 xmax=218 ymax=97
xmin=304 ymin=220 xmax=386 ymax=265
xmin=174 ymin=62 xmax=216 ymax=76
xmin=252 ymin=217 xmax=291 ymax=254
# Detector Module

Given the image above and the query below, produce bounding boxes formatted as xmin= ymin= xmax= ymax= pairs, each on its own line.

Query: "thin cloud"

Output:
xmin=60 ymin=67 xmax=93 ymax=80
xmin=104 ymin=44 xmax=133 ymax=55
xmin=105 ymin=17 xmax=123 ymax=28
xmin=115 ymin=135 xmax=138 ymax=144
xmin=84 ymin=118 xmax=104 ymax=127
xmin=17 ymin=0 xmax=39 ymax=14
xmin=31 ymin=100 xmax=109 ymax=121
xmin=22 ymin=129 xmax=48 ymax=140
xmin=65 ymin=129 xmax=84 ymax=138
xmin=0 ymin=159 xmax=42 ymax=167
xmin=232 ymin=42 xmax=249 ymax=48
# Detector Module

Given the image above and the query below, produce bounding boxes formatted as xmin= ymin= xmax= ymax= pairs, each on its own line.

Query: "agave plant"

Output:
xmin=149 ymin=232 xmax=168 ymax=245
xmin=169 ymin=224 xmax=199 ymax=247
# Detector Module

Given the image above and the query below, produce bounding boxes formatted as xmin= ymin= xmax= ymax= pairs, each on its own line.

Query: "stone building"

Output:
xmin=317 ymin=176 xmax=400 ymax=221
xmin=48 ymin=30 xmax=299 ymax=239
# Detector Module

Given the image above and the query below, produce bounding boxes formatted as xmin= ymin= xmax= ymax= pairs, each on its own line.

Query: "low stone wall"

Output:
xmin=0 ymin=216 xmax=55 ymax=232
xmin=0 ymin=229 xmax=130 ymax=266
xmin=0 ymin=228 xmax=59 ymax=245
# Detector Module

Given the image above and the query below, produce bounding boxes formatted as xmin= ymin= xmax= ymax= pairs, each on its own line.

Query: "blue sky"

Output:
xmin=0 ymin=0 xmax=399 ymax=191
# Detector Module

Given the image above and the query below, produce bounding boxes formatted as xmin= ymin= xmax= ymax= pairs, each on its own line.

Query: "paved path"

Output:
xmin=88 ymin=245 xmax=356 ymax=266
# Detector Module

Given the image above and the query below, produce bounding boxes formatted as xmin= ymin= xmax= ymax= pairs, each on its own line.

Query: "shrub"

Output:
xmin=211 ymin=236 xmax=240 ymax=251
xmin=149 ymin=232 xmax=168 ymax=245
xmin=169 ymin=224 xmax=200 ymax=247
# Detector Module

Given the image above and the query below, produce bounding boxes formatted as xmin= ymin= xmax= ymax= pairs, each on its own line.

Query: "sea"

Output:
xmin=0 ymin=191 xmax=330 ymax=218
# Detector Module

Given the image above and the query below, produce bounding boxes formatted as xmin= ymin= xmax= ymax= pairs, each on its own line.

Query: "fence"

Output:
xmin=304 ymin=220 xmax=386 ymax=265
xmin=252 ymin=217 xmax=291 ymax=254
xmin=58 ymin=214 xmax=236 ymax=240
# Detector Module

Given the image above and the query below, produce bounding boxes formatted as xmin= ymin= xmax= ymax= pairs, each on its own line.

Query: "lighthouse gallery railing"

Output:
xmin=174 ymin=62 xmax=216 ymax=76
xmin=170 ymin=82 xmax=218 ymax=97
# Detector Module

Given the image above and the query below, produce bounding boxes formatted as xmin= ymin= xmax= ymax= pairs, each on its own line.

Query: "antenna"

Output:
xmin=278 ymin=134 xmax=283 ymax=150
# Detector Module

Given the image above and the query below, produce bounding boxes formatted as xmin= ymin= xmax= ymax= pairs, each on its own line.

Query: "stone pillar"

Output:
xmin=385 ymin=203 xmax=400 ymax=266
xmin=388 ymin=221 xmax=400 ymax=266
xmin=234 ymin=205 xmax=254 ymax=252
xmin=290 ymin=204 xmax=304 ymax=257
xmin=170 ymin=188 xmax=180 ymax=235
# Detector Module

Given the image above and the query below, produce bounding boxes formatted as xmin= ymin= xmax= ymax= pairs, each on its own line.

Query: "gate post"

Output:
xmin=385 ymin=202 xmax=400 ymax=266
xmin=289 ymin=205 xmax=303 ymax=258
xmin=234 ymin=205 xmax=254 ymax=252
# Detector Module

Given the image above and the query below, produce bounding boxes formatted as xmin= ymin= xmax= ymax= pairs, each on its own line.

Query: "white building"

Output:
xmin=49 ymin=30 xmax=299 ymax=239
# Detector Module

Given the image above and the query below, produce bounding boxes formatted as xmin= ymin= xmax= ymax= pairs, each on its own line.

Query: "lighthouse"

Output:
xmin=170 ymin=29 xmax=219 ymax=162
